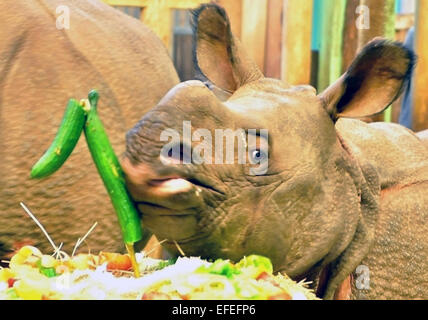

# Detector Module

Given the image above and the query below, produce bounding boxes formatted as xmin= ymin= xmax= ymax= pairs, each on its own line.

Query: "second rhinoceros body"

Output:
xmin=0 ymin=0 xmax=178 ymax=258
xmin=122 ymin=5 xmax=428 ymax=299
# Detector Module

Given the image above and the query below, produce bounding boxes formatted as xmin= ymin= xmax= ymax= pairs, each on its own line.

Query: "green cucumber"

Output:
xmin=31 ymin=99 xmax=87 ymax=179
xmin=83 ymin=90 xmax=143 ymax=245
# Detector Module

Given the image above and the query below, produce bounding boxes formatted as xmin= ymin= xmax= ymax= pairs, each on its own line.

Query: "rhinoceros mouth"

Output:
xmin=135 ymin=200 xmax=198 ymax=216
xmin=149 ymin=169 xmax=225 ymax=194
xmin=146 ymin=175 xmax=221 ymax=195
xmin=131 ymin=174 xmax=220 ymax=215
xmin=186 ymin=177 xmax=225 ymax=195
xmin=162 ymin=234 xmax=211 ymax=248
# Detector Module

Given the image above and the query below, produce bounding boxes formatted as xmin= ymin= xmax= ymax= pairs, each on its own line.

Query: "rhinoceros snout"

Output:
xmin=121 ymin=157 xmax=205 ymax=241
xmin=121 ymin=157 xmax=203 ymax=209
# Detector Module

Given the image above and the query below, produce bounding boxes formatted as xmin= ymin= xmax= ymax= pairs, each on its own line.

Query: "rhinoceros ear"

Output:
xmin=192 ymin=4 xmax=263 ymax=94
xmin=319 ymin=39 xmax=415 ymax=120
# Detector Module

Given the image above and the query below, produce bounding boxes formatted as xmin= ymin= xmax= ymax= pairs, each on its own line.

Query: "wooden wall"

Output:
xmin=104 ymin=0 xmax=427 ymax=130
xmin=413 ymin=0 xmax=428 ymax=131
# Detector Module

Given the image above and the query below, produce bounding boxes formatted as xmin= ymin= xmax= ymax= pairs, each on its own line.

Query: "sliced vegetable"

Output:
xmin=31 ymin=99 xmax=87 ymax=179
xmin=55 ymin=265 xmax=69 ymax=275
xmin=14 ymin=279 xmax=45 ymax=300
xmin=69 ymin=254 xmax=91 ymax=270
xmin=36 ymin=260 xmax=57 ymax=278
xmin=40 ymin=255 xmax=57 ymax=268
xmin=236 ymin=255 xmax=273 ymax=278
xmin=39 ymin=267 xmax=56 ymax=278
xmin=6 ymin=288 xmax=19 ymax=300
xmin=268 ymin=292 xmax=292 ymax=300
xmin=197 ymin=259 xmax=240 ymax=278
xmin=142 ymin=292 xmax=173 ymax=300
xmin=7 ymin=278 xmax=16 ymax=288
xmin=156 ymin=259 xmax=177 ymax=270
xmin=0 ymin=268 xmax=15 ymax=282
xmin=106 ymin=254 xmax=132 ymax=272
xmin=232 ymin=278 xmax=263 ymax=299
xmin=236 ymin=255 xmax=273 ymax=272
xmin=17 ymin=246 xmax=42 ymax=259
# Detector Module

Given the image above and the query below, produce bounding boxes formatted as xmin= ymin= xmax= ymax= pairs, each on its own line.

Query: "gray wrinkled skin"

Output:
xmin=0 ymin=0 xmax=179 ymax=258
xmin=122 ymin=5 xmax=427 ymax=299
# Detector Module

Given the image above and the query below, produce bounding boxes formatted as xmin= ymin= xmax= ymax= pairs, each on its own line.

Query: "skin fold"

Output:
xmin=122 ymin=5 xmax=427 ymax=299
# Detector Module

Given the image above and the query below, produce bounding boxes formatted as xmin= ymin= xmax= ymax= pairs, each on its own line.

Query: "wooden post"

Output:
xmin=413 ymin=0 xmax=428 ymax=131
xmin=166 ymin=0 xmax=209 ymax=9
xmin=310 ymin=0 xmax=322 ymax=88
xmin=357 ymin=0 xmax=396 ymax=49
xmin=342 ymin=0 xmax=361 ymax=72
xmin=102 ymin=0 xmax=211 ymax=53
xmin=140 ymin=0 xmax=172 ymax=51
xmin=102 ymin=0 xmax=149 ymax=6
xmin=356 ymin=0 xmax=395 ymax=122
xmin=241 ymin=0 xmax=268 ymax=73
xmin=317 ymin=0 xmax=347 ymax=91
xmin=265 ymin=0 xmax=283 ymax=79
xmin=217 ymin=0 xmax=242 ymax=39
xmin=281 ymin=0 xmax=313 ymax=85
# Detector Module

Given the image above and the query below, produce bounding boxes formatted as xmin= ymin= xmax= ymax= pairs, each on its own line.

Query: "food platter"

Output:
xmin=0 ymin=245 xmax=317 ymax=300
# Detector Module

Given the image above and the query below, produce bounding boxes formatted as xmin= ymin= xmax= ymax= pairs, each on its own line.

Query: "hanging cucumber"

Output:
xmin=31 ymin=89 xmax=147 ymax=277
xmin=83 ymin=90 xmax=144 ymax=249
xmin=31 ymin=99 xmax=88 ymax=179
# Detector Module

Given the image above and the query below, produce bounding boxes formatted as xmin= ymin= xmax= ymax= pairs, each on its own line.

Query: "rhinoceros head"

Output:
xmin=122 ymin=4 xmax=414 ymax=298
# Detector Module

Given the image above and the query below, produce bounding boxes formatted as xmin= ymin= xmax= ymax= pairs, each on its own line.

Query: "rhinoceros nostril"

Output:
xmin=162 ymin=142 xmax=192 ymax=164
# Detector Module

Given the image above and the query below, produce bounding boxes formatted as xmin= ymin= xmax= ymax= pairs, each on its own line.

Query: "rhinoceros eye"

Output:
xmin=247 ymin=130 xmax=269 ymax=175
xmin=250 ymin=149 xmax=267 ymax=163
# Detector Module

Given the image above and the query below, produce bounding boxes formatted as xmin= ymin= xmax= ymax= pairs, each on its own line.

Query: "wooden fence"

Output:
xmin=413 ymin=0 xmax=428 ymax=131
xmin=103 ymin=0 xmax=427 ymax=130
xmin=103 ymin=0 xmax=210 ymax=51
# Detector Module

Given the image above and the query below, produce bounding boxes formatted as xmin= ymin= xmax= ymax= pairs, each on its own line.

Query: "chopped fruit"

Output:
xmin=106 ymin=254 xmax=132 ymax=271
xmin=10 ymin=253 xmax=26 ymax=266
xmin=18 ymin=246 xmax=42 ymax=259
xmin=99 ymin=252 xmax=117 ymax=264
xmin=55 ymin=265 xmax=69 ymax=275
xmin=268 ymin=292 xmax=292 ymax=300
xmin=256 ymin=271 xmax=271 ymax=281
xmin=40 ymin=255 xmax=57 ymax=268
xmin=142 ymin=292 xmax=172 ymax=300
xmin=0 ymin=268 xmax=15 ymax=282
xmin=7 ymin=278 xmax=16 ymax=288
xmin=14 ymin=275 xmax=49 ymax=300
xmin=69 ymin=254 xmax=91 ymax=270
xmin=39 ymin=267 xmax=57 ymax=278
